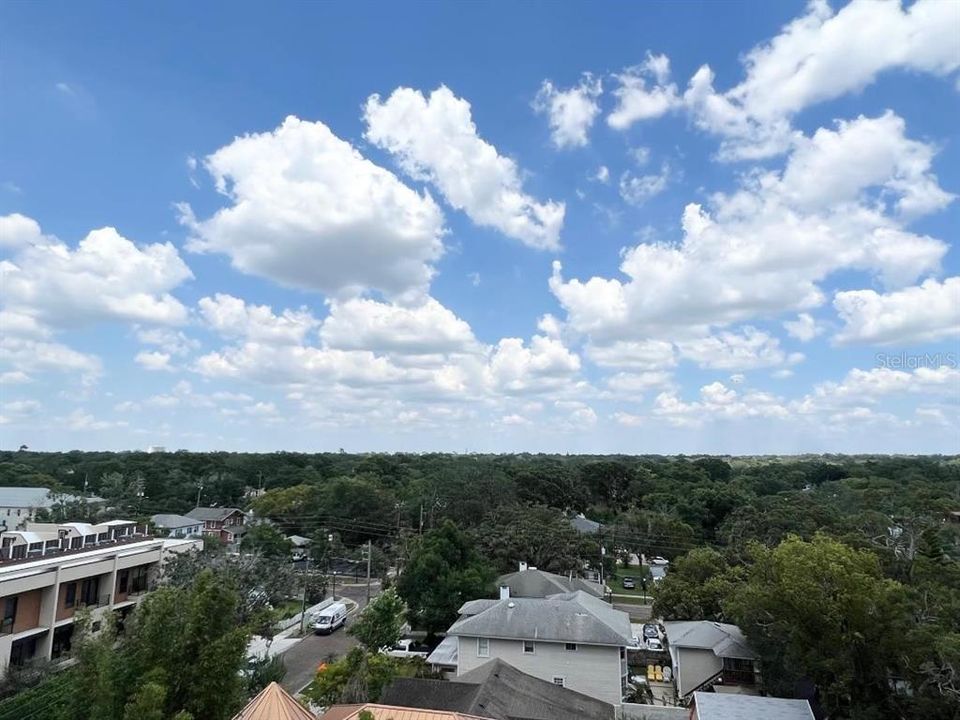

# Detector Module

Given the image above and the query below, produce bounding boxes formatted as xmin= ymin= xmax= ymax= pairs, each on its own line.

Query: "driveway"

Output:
xmin=280 ymin=580 xmax=379 ymax=693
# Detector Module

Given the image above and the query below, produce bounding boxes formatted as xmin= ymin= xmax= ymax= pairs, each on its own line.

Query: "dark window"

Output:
xmin=117 ymin=569 xmax=129 ymax=594
xmin=79 ymin=578 xmax=99 ymax=607
xmin=91 ymin=621 xmax=101 ymax=633
xmin=52 ymin=625 xmax=74 ymax=658
xmin=722 ymin=657 xmax=756 ymax=685
xmin=9 ymin=636 xmax=37 ymax=666
xmin=2 ymin=596 xmax=17 ymax=634
xmin=565 ymin=642 xmax=578 ymax=651
xmin=129 ymin=566 xmax=148 ymax=594
xmin=64 ymin=583 xmax=77 ymax=608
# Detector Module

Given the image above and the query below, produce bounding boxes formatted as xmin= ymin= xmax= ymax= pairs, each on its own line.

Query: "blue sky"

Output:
xmin=1 ymin=0 xmax=958 ymax=454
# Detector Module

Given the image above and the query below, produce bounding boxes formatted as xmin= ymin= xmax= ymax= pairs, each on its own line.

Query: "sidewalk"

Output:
xmin=246 ymin=596 xmax=360 ymax=659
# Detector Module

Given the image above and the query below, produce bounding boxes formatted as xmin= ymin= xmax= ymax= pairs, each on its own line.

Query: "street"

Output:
xmin=280 ymin=580 xmax=378 ymax=693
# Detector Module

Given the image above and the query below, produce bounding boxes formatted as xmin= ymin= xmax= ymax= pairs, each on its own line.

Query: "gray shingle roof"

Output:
xmin=496 ymin=568 xmax=604 ymax=598
xmin=663 ymin=621 xmax=757 ymax=660
xmin=151 ymin=513 xmax=202 ymax=529
xmin=570 ymin=514 xmax=601 ymax=534
xmin=382 ymin=658 xmax=615 ymax=720
xmin=0 ymin=487 xmax=86 ymax=508
xmin=693 ymin=692 xmax=814 ymax=720
xmin=186 ymin=506 xmax=244 ymax=521
xmin=449 ymin=590 xmax=632 ymax=646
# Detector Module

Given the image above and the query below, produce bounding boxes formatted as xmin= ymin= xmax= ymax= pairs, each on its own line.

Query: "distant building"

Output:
xmin=0 ymin=487 xmax=97 ymax=531
xmin=570 ymin=513 xmax=602 ymax=534
xmin=186 ymin=507 xmax=247 ymax=545
xmin=146 ymin=446 xmax=166 ymax=454
xmin=0 ymin=519 xmax=162 ymax=672
xmin=150 ymin=513 xmax=204 ymax=538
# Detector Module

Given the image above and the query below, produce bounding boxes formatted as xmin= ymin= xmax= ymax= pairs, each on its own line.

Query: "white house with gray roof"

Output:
xmin=446 ymin=590 xmax=633 ymax=705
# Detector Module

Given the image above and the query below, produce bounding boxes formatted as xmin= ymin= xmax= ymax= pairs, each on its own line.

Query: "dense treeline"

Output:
xmin=2 ymin=451 xmax=959 ymax=717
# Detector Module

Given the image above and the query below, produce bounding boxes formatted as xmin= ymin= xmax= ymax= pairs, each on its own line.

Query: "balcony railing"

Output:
xmin=0 ymin=524 xmax=153 ymax=565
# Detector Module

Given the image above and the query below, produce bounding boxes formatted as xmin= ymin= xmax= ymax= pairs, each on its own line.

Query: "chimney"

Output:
xmin=499 ymin=585 xmax=510 ymax=600
xmin=519 ymin=561 xmax=527 ymax=572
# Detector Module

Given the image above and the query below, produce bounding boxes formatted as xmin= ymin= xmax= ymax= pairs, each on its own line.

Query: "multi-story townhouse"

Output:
xmin=0 ymin=520 xmax=164 ymax=672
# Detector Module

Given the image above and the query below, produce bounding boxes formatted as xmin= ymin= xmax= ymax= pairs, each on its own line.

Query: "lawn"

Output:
xmin=608 ymin=568 xmax=653 ymax=602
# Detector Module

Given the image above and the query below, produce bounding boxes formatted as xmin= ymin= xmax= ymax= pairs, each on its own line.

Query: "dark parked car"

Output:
xmin=622 ymin=576 xmax=636 ymax=589
xmin=643 ymin=623 xmax=659 ymax=639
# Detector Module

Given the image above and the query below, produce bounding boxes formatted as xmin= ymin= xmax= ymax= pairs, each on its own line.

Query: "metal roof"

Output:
xmin=693 ymin=692 xmax=815 ymax=720
xmin=448 ymin=590 xmax=632 ymax=646
xmin=232 ymin=681 xmax=316 ymax=720
xmin=0 ymin=487 xmax=56 ymax=508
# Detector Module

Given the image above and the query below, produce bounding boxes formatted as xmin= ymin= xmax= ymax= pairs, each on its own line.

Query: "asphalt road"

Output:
xmin=280 ymin=580 xmax=378 ymax=693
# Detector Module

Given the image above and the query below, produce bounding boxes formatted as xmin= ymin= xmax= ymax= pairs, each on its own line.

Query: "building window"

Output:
xmin=80 ymin=578 xmax=100 ymax=607
xmin=2 ymin=596 xmax=17 ymax=634
xmin=117 ymin=569 xmax=129 ymax=594
xmin=91 ymin=621 xmax=101 ymax=633
xmin=552 ymin=677 xmax=565 ymax=687
xmin=64 ymin=583 xmax=77 ymax=609
xmin=565 ymin=642 xmax=577 ymax=651
xmin=477 ymin=637 xmax=489 ymax=657
xmin=9 ymin=636 xmax=37 ymax=666
xmin=522 ymin=640 xmax=535 ymax=654
xmin=129 ymin=566 xmax=149 ymax=593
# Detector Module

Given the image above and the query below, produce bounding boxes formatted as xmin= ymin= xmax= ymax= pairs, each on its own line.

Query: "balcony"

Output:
xmin=77 ymin=593 xmax=113 ymax=610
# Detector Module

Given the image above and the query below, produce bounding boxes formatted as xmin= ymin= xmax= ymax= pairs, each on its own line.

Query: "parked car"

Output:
xmin=312 ymin=601 xmax=348 ymax=635
xmin=643 ymin=623 xmax=659 ymax=639
xmin=646 ymin=637 xmax=664 ymax=651
xmin=383 ymin=638 xmax=430 ymax=659
xmin=622 ymin=576 xmax=636 ymax=589
xmin=650 ymin=556 xmax=670 ymax=565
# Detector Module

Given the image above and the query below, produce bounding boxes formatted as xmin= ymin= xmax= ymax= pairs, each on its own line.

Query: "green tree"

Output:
xmin=123 ymin=680 xmax=166 ymax=720
xmin=651 ymin=547 xmax=738 ymax=621
xmin=725 ymin=535 xmax=906 ymax=718
xmin=304 ymin=647 xmax=407 ymax=704
xmin=397 ymin=521 xmax=494 ymax=636
xmin=241 ymin=522 xmax=292 ymax=558
xmin=474 ymin=504 xmax=591 ymax=574
xmin=349 ymin=588 xmax=407 ymax=650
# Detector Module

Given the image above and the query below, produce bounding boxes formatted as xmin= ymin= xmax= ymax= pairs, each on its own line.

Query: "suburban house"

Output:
xmin=233 ymin=681 xmax=315 ymax=720
xmin=382 ymin=657 xmax=615 ymax=720
xmin=496 ymin=566 xmax=604 ymax=599
xmin=445 ymin=590 xmax=633 ymax=705
xmin=662 ymin=621 xmax=760 ymax=700
xmin=186 ymin=506 xmax=247 ymax=544
xmin=321 ymin=706 xmax=490 ymax=720
xmin=690 ymin=691 xmax=815 ymax=719
xmin=0 ymin=487 xmax=98 ymax=532
xmin=150 ymin=513 xmax=204 ymax=538
xmin=0 ymin=519 xmax=164 ymax=672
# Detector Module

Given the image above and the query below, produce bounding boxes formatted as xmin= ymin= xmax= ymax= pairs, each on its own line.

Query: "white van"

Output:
xmin=312 ymin=602 xmax=348 ymax=635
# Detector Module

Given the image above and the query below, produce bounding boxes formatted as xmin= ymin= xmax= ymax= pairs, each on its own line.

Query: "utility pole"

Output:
xmin=195 ymin=480 xmax=203 ymax=508
xmin=365 ymin=539 xmax=372 ymax=605
xmin=419 ymin=503 xmax=424 ymax=535
xmin=298 ymin=554 xmax=310 ymax=636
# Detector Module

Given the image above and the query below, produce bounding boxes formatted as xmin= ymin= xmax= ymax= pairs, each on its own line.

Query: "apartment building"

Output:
xmin=0 ymin=520 xmax=164 ymax=672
